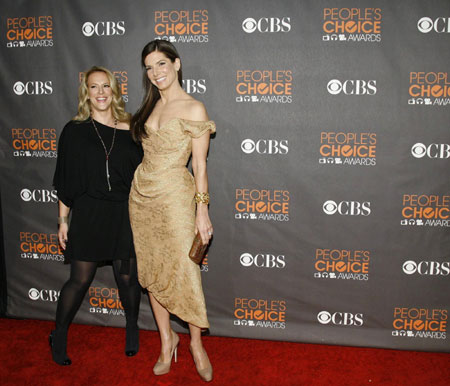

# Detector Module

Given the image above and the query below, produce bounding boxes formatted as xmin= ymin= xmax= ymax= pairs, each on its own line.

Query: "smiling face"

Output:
xmin=87 ymin=71 xmax=113 ymax=114
xmin=144 ymin=50 xmax=180 ymax=91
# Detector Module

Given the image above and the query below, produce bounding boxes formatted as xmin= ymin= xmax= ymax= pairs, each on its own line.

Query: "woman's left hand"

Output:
xmin=195 ymin=206 xmax=213 ymax=245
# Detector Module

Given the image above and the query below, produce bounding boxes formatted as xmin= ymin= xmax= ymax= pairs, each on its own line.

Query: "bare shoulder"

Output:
xmin=166 ymin=95 xmax=210 ymax=122
xmin=183 ymin=99 xmax=209 ymax=121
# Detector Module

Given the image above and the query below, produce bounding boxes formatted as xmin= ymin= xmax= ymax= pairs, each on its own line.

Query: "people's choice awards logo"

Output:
xmin=235 ymin=188 xmax=290 ymax=222
xmin=408 ymin=72 xmax=450 ymax=106
xmin=234 ymin=298 xmax=286 ymax=329
xmin=327 ymin=79 xmax=376 ymax=95
xmin=240 ymin=253 xmax=286 ymax=269
xmin=392 ymin=308 xmax=447 ymax=340
xmin=242 ymin=17 xmax=291 ymax=33
xmin=402 ymin=260 xmax=449 ymax=276
xmin=323 ymin=8 xmax=381 ymax=42
xmin=411 ymin=143 xmax=450 ymax=159
xmin=241 ymin=139 xmax=288 ymax=155
xmin=401 ymin=194 xmax=450 ymax=227
xmin=82 ymin=21 xmax=125 ymax=37
xmin=20 ymin=231 xmax=64 ymax=262
xmin=317 ymin=311 xmax=364 ymax=326
xmin=88 ymin=287 xmax=124 ymax=316
xmin=417 ymin=17 xmax=450 ymax=34
xmin=154 ymin=9 xmax=209 ymax=43
xmin=11 ymin=127 xmax=57 ymax=158
xmin=314 ymin=249 xmax=370 ymax=281
xmin=236 ymin=70 xmax=293 ymax=104
xmin=323 ymin=200 xmax=371 ymax=216
xmin=6 ymin=16 xmax=53 ymax=48
xmin=319 ymin=132 xmax=376 ymax=166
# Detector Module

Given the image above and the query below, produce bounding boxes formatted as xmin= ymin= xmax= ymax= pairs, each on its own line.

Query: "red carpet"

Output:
xmin=0 ymin=318 xmax=449 ymax=386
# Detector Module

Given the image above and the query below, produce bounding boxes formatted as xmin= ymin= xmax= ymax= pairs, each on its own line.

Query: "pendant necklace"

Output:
xmin=91 ymin=117 xmax=117 ymax=191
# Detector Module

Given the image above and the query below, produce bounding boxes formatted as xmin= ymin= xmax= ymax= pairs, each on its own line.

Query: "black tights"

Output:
xmin=55 ymin=259 xmax=140 ymax=333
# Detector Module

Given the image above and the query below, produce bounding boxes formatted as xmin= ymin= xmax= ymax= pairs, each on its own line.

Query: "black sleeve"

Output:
xmin=53 ymin=121 xmax=86 ymax=207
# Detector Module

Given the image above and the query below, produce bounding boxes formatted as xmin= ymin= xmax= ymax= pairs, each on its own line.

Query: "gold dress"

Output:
xmin=129 ymin=118 xmax=216 ymax=328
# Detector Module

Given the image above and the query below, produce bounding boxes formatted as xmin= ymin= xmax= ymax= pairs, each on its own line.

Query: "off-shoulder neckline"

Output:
xmin=91 ymin=118 xmax=130 ymax=131
xmin=144 ymin=117 xmax=214 ymax=132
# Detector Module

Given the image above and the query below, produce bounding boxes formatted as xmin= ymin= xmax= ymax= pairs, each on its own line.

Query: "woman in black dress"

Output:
xmin=50 ymin=66 xmax=142 ymax=365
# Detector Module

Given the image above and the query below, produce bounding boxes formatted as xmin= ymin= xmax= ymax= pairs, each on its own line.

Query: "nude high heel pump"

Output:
xmin=189 ymin=346 xmax=213 ymax=382
xmin=153 ymin=330 xmax=179 ymax=376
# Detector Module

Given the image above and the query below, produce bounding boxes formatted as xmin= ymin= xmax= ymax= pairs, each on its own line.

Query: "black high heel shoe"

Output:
xmin=49 ymin=330 xmax=72 ymax=366
xmin=125 ymin=324 xmax=139 ymax=357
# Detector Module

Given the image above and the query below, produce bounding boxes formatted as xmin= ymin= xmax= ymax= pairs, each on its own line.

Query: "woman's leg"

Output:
xmin=52 ymin=260 xmax=98 ymax=364
xmin=112 ymin=259 xmax=141 ymax=355
xmin=189 ymin=324 xmax=213 ymax=381
xmin=149 ymin=293 xmax=176 ymax=362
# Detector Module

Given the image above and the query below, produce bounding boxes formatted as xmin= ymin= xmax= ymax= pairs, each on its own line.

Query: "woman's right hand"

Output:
xmin=58 ymin=223 xmax=69 ymax=250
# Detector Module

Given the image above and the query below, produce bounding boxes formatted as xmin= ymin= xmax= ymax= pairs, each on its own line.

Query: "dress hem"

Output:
xmin=146 ymin=287 xmax=210 ymax=330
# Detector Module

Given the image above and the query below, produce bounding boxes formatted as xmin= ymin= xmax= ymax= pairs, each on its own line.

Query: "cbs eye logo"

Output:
xmin=28 ymin=288 xmax=40 ymax=300
xmin=241 ymin=139 xmax=255 ymax=153
xmin=411 ymin=143 xmax=450 ymax=159
xmin=13 ymin=81 xmax=53 ymax=95
xmin=327 ymin=79 xmax=342 ymax=95
xmin=402 ymin=260 xmax=450 ymax=276
xmin=317 ymin=311 xmax=364 ymax=326
xmin=317 ymin=311 xmax=332 ymax=324
xmin=402 ymin=260 xmax=418 ymax=275
xmin=240 ymin=253 xmax=253 ymax=266
xmin=417 ymin=17 xmax=450 ymax=33
xmin=242 ymin=17 xmax=291 ymax=33
xmin=239 ymin=252 xmax=286 ymax=268
xmin=242 ymin=18 xmax=258 ymax=33
xmin=82 ymin=21 xmax=125 ymax=37
xmin=323 ymin=200 xmax=371 ymax=216
xmin=323 ymin=200 xmax=338 ymax=214
xmin=20 ymin=189 xmax=33 ymax=202
xmin=411 ymin=143 xmax=427 ymax=158
xmin=241 ymin=139 xmax=288 ymax=155
xmin=417 ymin=18 xmax=434 ymax=33
xmin=327 ymin=79 xmax=377 ymax=95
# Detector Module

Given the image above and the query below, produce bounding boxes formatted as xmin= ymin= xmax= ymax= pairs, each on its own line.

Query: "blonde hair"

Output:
xmin=73 ymin=66 xmax=130 ymax=122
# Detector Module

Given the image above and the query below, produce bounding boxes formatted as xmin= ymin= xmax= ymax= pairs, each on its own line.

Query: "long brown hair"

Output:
xmin=130 ymin=40 xmax=183 ymax=142
xmin=73 ymin=66 xmax=130 ymax=122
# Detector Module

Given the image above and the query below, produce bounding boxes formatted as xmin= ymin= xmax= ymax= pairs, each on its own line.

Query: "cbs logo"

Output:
xmin=20 ymin=188 xmax=58 ymax=203
xmin=13 ymin=81 xmax=52 ymax=95
xmin=317 ymin=311 xmax=363 ymax=326
xmin=323 ymin=200 xmax=371 ymax=216
xmin=241 ymin=139 xmax=288 ymax=155
xmin=417 ymin=17 xmax=450 ymax=33
xmin=28 ymin=288 xmax=59 ymax=301
xmin=182 ymin=79 xmax=206 ymax=94
xmin=402 ymin=260 xmax=450 ymax=276
xmin=242 ymin=17 xmax=291 ymax=33
xmin=240 ymin=253 xmax=286 ymax=268
xmin=327 ymin=79 xmax=377 ymax=95
xmin=82 ymin=21 xmax=125 ymax=37
xmin=411 ymin=143 xmax=450 ymax=159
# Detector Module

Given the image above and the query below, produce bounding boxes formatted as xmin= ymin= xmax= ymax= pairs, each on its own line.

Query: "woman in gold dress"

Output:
xmin=129 ymin=40 xmax=215 ymax=382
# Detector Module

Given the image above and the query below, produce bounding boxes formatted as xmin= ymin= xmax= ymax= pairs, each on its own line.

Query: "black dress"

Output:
xmin=53 ymin=119 xmax=143 ymax=269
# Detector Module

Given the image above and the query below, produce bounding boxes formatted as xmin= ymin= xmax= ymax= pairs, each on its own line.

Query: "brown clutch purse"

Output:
xmin=189 ymin=232 xmax=208 ymax=264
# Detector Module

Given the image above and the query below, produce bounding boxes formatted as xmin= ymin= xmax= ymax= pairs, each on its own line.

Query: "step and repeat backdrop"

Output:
xmin=1 ymin=0 xmax=449 ymax=352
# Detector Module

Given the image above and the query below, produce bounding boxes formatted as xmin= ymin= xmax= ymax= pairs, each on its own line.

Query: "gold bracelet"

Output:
xmin=194 ymin=192 xmax=210 ymax=204
xmin=58 ymin=216 xmax=68 ymax=224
